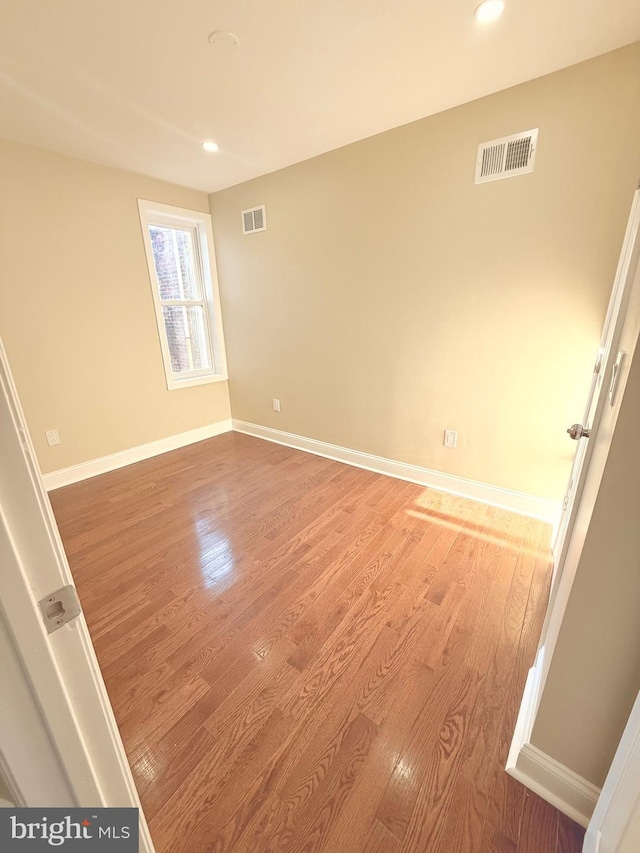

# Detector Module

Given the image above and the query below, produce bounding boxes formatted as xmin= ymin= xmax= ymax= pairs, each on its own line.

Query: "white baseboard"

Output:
xmin=508 ymin=645 xmax=547 ymax=770
xmin=507 ymin=646 xmax=600 ymax=829
xmin=232 ymin=420 xmax=561 ymax=524
xmin=42 ymin=419 xmax=233 ymax=491
xmin=508 ymin=743 xmax=600 ymax=829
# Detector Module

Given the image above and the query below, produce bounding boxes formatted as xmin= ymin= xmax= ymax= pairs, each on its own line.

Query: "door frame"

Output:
xmin=507 ymin=183 xmax=640 ymax=822
xmin=585 ymin=690 xmax=640 ymax=853
xmin=0 ymin=336 xmax=155 ymax=852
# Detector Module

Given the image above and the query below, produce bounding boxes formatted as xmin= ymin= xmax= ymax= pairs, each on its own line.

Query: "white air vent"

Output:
xmin=475 ymin=129 xmax=538 ymax=184
xmin=242 ymin=204 xmax=267 ymax=234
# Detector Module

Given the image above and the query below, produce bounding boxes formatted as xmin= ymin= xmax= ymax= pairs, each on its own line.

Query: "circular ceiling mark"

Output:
xmin=208 ymin=30 xmax=240 ymax=49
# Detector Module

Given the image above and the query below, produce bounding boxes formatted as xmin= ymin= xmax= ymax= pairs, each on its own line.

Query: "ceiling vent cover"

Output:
xmin=475 ymin=129 xmax=538 ymax=184
xmin=242 ymin=204 xmax=267 ymax=234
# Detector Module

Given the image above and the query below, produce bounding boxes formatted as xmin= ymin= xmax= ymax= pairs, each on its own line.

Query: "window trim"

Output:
xmin=138 ymin=199 xmax=228 ymax=391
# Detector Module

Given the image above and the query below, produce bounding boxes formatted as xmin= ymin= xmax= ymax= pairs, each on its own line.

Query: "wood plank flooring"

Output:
xmin=50 ymin=432 xmax=585 ymax=853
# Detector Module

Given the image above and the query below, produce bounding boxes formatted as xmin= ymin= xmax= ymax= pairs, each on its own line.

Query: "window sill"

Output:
xmin=166 ymin=372 xmax=228 ymax=391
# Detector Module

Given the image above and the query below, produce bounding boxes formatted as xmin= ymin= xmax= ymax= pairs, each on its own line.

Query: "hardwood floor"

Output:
xmin=50 ymin=432 xmax=585 ymax=853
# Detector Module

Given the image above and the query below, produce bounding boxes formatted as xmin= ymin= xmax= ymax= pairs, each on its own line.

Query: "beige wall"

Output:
xmin=210 ymin=43 xmax=640 ymax=501
xmin=531 ymin=339 xmax=640 ymax=787
xmin=0 ymin=770 xmax=13 ymax=805
xmin=0 ymin=139 xmax=231 ymax=474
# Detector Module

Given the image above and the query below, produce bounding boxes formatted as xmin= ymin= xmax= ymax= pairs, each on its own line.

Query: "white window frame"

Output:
xmin=138 ymin=199 xmax=228 ymax=390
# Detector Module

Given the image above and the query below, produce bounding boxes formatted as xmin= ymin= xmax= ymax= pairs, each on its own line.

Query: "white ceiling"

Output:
xmin=1 ymin=1 xmax=639 ymax=193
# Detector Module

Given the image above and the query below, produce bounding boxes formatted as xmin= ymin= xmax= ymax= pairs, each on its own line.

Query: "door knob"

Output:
xmin=567 ymin=423 xmax=591 ymax=440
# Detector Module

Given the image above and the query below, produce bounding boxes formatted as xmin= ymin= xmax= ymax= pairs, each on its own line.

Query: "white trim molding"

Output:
xmin=508 ymin=743 xmax=601 ymax=829
xmin=584 ymin=689 xmax=640 ymax=852
xmin=137 ymin=199 xmax=228 ymax=391
xmin=508 ymin=646 xmax=547 ymax=766
xmin=507 ymin=647 xmax=600 ymax=829
xmin=42 ymin=420 xmax=232 ymax=491
xmin=232 ymin=420 xmax=561 ymax=524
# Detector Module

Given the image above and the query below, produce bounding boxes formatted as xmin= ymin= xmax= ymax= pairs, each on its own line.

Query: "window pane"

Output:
xmin=149 ymin=225 xmax=201 ymax=301
xmin=162 ymin=305 xmax=211 ymax=374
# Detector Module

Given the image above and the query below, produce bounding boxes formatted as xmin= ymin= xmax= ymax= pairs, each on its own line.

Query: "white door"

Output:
xmin=584 ymin=690 xmax=640 ymax=853
xmin=539 ymin=184 xmax=640 ymax=683
xmin=0 ymin=337 xmax=155 ymax=852
xmin=509 ymin=183 xmax=640 ymax=779
xmin=552 ymin=186 xmax=640 ymax=574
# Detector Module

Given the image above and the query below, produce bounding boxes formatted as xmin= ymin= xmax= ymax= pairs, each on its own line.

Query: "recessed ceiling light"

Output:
xmin=474 ymin=0 xmax=505 ymax=24
xmin=202 ymin=141 xmax=219 ymax=153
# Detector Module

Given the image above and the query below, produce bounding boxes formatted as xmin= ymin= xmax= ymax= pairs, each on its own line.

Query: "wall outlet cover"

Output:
xmin=45 ymin=429 xmax=61 ymax=446
xmin=444 ymin=429 xmax=457 ymax=449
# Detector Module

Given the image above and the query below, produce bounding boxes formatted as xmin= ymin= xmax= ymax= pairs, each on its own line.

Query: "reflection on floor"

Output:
xmin=50 ymin=432 xmax=584 ymax=853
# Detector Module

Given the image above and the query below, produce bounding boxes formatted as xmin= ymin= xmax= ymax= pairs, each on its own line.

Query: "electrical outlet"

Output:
xmin=45 ymin=429 xmax=61 ymax=446
xmin=444 ymin=429 xmax=457 ymax=449
xmin=272 ymin=398 xmax=281 ymax=413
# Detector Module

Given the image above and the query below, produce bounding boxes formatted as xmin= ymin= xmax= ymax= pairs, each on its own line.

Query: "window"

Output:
xmin=138 ymin=200 xmax=227 ymax=390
